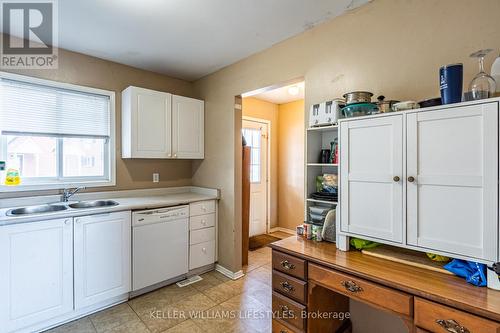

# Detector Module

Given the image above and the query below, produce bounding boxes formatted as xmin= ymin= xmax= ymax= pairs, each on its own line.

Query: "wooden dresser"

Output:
xmin=270 ymin=237 xmax=500 ymax=333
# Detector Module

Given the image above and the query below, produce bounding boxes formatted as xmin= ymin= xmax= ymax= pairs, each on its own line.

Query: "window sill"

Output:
xmin=0 ymin=180 xmax=116 ymax=192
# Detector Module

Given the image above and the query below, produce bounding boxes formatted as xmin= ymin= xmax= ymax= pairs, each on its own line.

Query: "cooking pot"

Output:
xmin=376 ymin=95 xmax=400 ymax=113
xmin=343 ymin=91 xmax=373 ymax=104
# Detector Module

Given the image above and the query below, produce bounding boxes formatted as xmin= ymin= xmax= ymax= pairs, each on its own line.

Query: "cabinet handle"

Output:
xmin=201 ymin=219 xmax=207 ymax=225
xmin=279 ymin=305 xmax=294 ymax=317
xmin=64 ymin=219 xmax=71 ymax=225
xmin=280 ymin=330 xmax=288 ymax=333
xmin=436 ymin=319 xmax=470 ymax=333
xmin=280 ymin=281 xmax=295 ymax=293
xmin=280 ymin=260 xmax=295 ymax=270
xmin=75 ymin=218 xmax=80 ymax=224
xmin=202 ymin=247 xmax=207 ymax=253
xmin=341 ymin=280 xmax=363 ymax=293
xmin=407 ymin=176 xmax=415 ymax=183
xmin=174 ymin=153 xmax=178 ymax=158
xmin=393 ymin=176 xmax=400 ymax=182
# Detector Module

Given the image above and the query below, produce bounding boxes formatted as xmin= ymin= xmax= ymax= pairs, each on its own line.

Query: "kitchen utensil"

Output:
xmin=320 ymin=149 xmax=331 ymax=163
xmin=468 ymin=49 xmax=496 ymax=100
xmin=392 ymin=101 xmax=420 ymax=112
xmin=440 ymin=63 xmax=463 ymax=104
xmin=376 ymin=95 xmax=399 ymax=113
xmin=341 ymin=102 xmax=378 ymax=117
xmin=343 ymin=91 xmax=373 ymax=104
xmin=418 ymin=97 xmax=442 ymax=108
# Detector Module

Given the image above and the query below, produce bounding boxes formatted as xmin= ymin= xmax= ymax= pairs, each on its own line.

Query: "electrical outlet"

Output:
xmin=153 ymin=173 xmax=160 ymax=183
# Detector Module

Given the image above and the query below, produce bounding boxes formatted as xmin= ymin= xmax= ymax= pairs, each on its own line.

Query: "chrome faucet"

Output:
xmin=61 ymin=187 xmax=86 ymax=202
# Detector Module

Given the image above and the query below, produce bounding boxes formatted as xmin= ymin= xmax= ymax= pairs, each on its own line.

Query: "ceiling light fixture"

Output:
xmin=288 ymin=85 xmax=300 ymax=96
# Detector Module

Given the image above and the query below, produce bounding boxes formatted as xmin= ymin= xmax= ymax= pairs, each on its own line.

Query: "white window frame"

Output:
xmin=0 ymin=72 xmax=116 ymax=192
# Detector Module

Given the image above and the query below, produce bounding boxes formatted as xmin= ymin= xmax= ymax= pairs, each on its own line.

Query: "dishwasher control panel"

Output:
xmin=132 ymin=205 xmax=189 ymax=226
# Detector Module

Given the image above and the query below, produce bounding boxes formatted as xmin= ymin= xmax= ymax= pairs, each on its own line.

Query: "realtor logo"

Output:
xmin=0 ymin=0 xmax=58 ymax=68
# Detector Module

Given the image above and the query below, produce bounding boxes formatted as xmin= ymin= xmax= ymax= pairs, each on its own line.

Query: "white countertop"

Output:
xmin=0 ymin=187 xmax=219 ymax=226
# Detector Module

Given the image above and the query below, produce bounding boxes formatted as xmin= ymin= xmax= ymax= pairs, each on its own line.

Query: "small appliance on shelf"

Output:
xmin=309 ymin=99 xmax=345 ymax=127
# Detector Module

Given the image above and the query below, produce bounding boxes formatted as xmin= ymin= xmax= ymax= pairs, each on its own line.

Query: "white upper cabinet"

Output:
xmin=172 ymin=95 xmax=205 ymax=159
xmin=340 ymin=115 xmax=404 ymax=243
xmin=74 ymin=211 xmax=131 ymax=309
xmin=406 ymin=103 xmax=498 ymax=261
xmin=0 ymin=218 xmax=73 ymax=332
xmin=122 ymin=86 xmax=204 ymax=159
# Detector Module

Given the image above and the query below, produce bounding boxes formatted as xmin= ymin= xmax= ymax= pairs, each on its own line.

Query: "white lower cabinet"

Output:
xmin=189 ymin=240 xmax=216 ymax=270
xmin=74 ymin=211 xmax=131 ymax=309
xmin=0 ymin=218 xmax=73 ymax=332
xmin=189 ymin=200 xmax=217 ymax=270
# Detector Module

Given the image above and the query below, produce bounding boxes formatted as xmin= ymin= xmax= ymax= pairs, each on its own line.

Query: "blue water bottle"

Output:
xmin=440 ymin=63 xmax=463 ymax=104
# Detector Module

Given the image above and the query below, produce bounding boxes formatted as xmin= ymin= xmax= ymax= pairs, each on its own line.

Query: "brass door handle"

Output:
xmin=280 ymin=281 xmax=295 ymax=293
xmin=280 ymin=260 xmax=295 ymax=270
xmin=393 ymin=176 xmax=400 ymax=182
xmin=408 ymin=176 xmax=415 ymax=183
xmin=436 ymin=319 xmax=470 ymax=333
xmin=341 ymin=280 xmax=363 ymax=293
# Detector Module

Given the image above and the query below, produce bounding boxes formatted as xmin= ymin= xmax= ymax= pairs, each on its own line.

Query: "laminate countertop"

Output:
xmin=270 ymin=236 xmax=500 ymax=322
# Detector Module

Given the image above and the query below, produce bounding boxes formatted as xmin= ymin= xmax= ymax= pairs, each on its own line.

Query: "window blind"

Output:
xmin=0 ymin=78 xmax=111 ymax=138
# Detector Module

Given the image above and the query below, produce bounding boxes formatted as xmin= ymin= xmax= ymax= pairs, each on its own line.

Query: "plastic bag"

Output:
xmin=444 ymin=259 xmax=487 ymax=287
xmin=350 ymin=238 xmax=380 ymax=250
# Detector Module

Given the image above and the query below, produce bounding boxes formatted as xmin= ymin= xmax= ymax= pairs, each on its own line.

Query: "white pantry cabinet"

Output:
xmin=74 ymin=211 xmax=131 ymax=309
xmin=122 ymin=86 xmax=204 ymax=159
xmin=0 ymin=218 xmax=73 ymax=332
xmin=340 ymin=115 xmax=404 ymax=243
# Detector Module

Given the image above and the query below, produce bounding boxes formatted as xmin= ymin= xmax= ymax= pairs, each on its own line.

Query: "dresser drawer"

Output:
xmin=190 ymin=227 xmax=215 ymax=245
xmin=190 ymin=200 xmax=216 ymax=217
xmin=415 ymin=298 xmax=500 ymax=333
xmin=272 ymin=251 xmax=306 ymax=280
xmin=190 ymin=213 xmax=215 ymax=230
xmin=272 ymin=319 xmax=303 ymax=333
xmin=272 ymin=270 xmax=307 ymax=304
xmin=272 ymin=291 xmax=306 ymax=331
xmin=189 ymin=240 xmax=215 ymax=270
xmin=308 ymin=263 xmax=412 ymax=317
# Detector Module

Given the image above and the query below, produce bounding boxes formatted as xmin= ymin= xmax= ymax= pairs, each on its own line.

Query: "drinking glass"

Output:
xmin=468 ymin=49 xmax=496 ymax=100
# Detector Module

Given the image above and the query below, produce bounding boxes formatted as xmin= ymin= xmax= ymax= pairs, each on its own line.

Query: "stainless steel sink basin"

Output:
xmin=68 ymin=200 xmax=119 ymax=209
xmin=7 ymin=204 xmax=68 ymax=216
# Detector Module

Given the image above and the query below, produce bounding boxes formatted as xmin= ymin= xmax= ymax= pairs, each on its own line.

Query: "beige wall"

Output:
xmin=278 ymin=100 xmax=304 ymax=231
xmin=242 ymin=97 xmax=279 ymax=229
xmin=1 ymin=37 xmax=197 ymax=198
xmin=192 ymin=0 xmax=500 ymax=272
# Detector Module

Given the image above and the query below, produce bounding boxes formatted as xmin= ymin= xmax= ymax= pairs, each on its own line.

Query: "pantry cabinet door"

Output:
xmin=0 ymin=218 xmax=73 ymax=332
xmin=340 ymin=115 xmax=404 ymax=243
xmin=407 ymin=103 xmax=498 ymax=261
xmin=172 ymin=95 xmax=204 ymax=159
xmin=74 ymin=211 xmax=131 ymax=309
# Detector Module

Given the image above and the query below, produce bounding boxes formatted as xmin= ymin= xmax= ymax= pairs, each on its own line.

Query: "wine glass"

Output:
xmin=468 ymin=49 xmax=496 ymax=100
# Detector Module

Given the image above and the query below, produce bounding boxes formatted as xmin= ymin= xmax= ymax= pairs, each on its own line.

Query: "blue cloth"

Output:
xmin=444 ymin=259 xmax=487 ymax=287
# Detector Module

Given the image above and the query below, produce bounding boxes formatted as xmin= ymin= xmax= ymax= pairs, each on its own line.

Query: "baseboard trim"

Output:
xmin=269 ymin=227 xmax=295 ymax=235
xmin=215 ymin=264 xmax=245 ymax=280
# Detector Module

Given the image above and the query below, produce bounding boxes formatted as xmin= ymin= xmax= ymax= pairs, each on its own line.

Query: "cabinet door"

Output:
xmin=130 ymin=87 xmax=172 ymax=158
xmin=340 ymin=115 xmax=404 ymax=243
xmin=172 ymin=95 xmax=204 ymax=159
xmin=74 ymin=211 xmax=131 ymax=309
xmin=407 ymin=103 xmax=498 ymax=261
xmin=0 ymin=218 xmax=73 ymax=332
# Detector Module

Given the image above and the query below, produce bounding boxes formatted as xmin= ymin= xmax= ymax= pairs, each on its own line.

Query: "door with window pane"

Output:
xmin=242 ymin=120 xmax=268 ymax=237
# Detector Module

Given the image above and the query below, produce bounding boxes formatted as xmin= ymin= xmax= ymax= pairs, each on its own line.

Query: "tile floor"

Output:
xmin=45 ymin=235 xmax=286 ymax=333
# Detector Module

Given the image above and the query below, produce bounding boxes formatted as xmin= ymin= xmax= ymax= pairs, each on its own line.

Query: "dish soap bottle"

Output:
xmin=491 ymin=52 xmax=500 ymax=96
xmin=5 ymin=168 xmax=21 ymax=186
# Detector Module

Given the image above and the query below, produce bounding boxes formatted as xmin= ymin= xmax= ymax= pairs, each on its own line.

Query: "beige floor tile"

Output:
xmin=226 ymin=275 xmax=269 ymax=295
xmin=162 ymin=320 xmax=204 ymax=333
xmin=128 ymin=284 xmax=197 ymax=314
xmin=191 ymin=305 xmax=259 ymax=333
xmin=254 ymin=246 xmax=272 ymax=255
xmin=89 ymin=303 xmax=140 ymax=333
xmin=246 ymin=265 xmax=271 ymax=286
xmin=219 ymin=294 xmax=272 ymax=333
xmin=201 ymin=281 xmax=241 ymax=304
xmin=191 ymin=271 xmax=230 ymax=292
xmin=101 ymin=319 xmax=150 ymax=333
xmin=45 ymin=317 xmax=96 ymax=333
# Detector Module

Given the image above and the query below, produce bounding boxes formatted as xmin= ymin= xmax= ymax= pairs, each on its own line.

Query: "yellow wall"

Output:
xmin=242 ymin=97 xmax=279 ymax=228
xmin=278 ymin=100 xmax=305 ymax=231
xmin=1 ymin=35 xmax=196 ymax=199
xmin=192 ymin=0 xmax=500 ymax=272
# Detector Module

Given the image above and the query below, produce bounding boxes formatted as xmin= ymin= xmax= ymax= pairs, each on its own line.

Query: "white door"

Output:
xmin=0 ymin=218 xmax=73 ymax=332
xmin=132 ymin=87 xmax=172 ymax=158
xmin=407 ymin=103 xmax=498 ymax=261
xmin=74 ymin=211 xmax=131 ymax=309
xmin=172 ymin=95 xmax=204 ymax=159
xmin=243 ymin=119 xmax=268 ymax=237
xmin=340 ymin=115 xmax=404 ymax=243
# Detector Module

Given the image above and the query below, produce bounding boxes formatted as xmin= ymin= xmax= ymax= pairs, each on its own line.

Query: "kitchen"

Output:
xmin=1 ymin=1 xmax=500 ymax=333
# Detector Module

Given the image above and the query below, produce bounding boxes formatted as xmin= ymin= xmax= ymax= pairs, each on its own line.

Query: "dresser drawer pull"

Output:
xmin=280 ymin=330 xmax=288 ymax=333
xmin=280 ymin=260 xmax=295 ymax=270
xmin=279 ymin=305 xmax=294 ymax=317
xmin=436 ymin=319 xmax=470 ymax=333
xmin=280 ymin=281 xmax=295 ymax=293
xmin=341 ymin=280 xmax=363 ymax=293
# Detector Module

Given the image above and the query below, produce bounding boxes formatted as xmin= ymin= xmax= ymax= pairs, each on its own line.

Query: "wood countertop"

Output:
xmin=269 ymin=236 xmax=500 ymax=322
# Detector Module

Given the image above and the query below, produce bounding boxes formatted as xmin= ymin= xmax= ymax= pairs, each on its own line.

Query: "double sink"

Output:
xmin=6 ymin=200 xmax=119 ymax=217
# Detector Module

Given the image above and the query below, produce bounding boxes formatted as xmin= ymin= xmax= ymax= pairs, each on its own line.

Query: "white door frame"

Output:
xmin=243 ymin=116 xmax=271 ymax=234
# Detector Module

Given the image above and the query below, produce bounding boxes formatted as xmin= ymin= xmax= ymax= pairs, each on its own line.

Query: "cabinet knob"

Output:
xmin=393 ymin=176 xmax=400 ymax=182
xmin=202 ymin=247 xmax=207 ymax=253
xmin=174 ymin=154 xmax=178 ymax=158
xmin=64 ymin=219 xmax=71 ymax=225
xmin=201 ymin=219 xmax=207 ymax=225
xmin=408 ymin=176 xmax=415 ymax=183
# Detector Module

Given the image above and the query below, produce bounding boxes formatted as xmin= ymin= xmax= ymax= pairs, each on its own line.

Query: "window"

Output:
xmin=0 ymin=73 xmax=115 ymax=191
xmin=242 ymin=128 xmax=261 ymax=183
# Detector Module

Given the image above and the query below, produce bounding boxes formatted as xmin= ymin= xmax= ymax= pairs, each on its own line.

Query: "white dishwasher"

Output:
xmin=132 ymin=205 xmax=189 ymax=293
